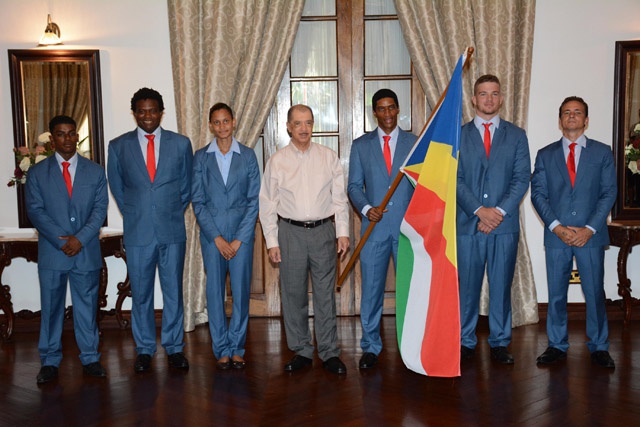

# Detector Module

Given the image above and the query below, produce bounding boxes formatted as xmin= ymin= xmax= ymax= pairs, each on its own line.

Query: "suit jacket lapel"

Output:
xmin=47 ymin=157 xmax=70 ymax=202
xmin=392 ymin=130 xmax=412 ymax=174
xmin=126 ymin=131 xmax=150 ymax=181
xmin=370 ymin=130 xmax=390 ymax=179
xmin=573 ymin=138 xmax=592 ymax=189
xmin=206 ymin=150 xmax=226 ymax=188
xmin=491 ymin=124 xmax=506 ymax=159
xmin=225 ymin=152 xmax=241 ymax=190
xmin=551 ymin=139 xmax=573 ymax=189
xmin=156 ymin=128 xmax=171 ymax=182
xmin=464 ymin=124 xmax=488 ymax=166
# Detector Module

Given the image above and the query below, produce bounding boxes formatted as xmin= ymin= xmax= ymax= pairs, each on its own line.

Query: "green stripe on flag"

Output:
xmin=395 ymin=229 xmax=414 ymax=347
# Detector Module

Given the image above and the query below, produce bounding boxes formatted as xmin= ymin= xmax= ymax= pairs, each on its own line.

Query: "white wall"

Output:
xmin=1 ymin=0 xmax=640 ymax=311
xmin=0 ymin=0 xmax=176 ymax=309
xmin=526 ymin=0 xmax=640 ymax=304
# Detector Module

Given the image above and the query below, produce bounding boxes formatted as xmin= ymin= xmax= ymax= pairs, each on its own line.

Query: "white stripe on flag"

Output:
xmin=399 ymin=218 xmax=432 ymax=375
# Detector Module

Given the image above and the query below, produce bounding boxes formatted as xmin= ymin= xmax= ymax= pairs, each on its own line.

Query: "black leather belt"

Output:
xmin=280 ymin=217 xmax=332 ymax=229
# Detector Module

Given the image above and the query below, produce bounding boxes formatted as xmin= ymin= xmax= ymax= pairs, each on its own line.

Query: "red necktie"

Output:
xmin=482 ymin=123 xmax=492 ymax=158
xmin=567 ymin=142 xmax=577 ymax=187
xmin=62 ymin=161 xmax=72 ymax=197
xmin=146 ymin=134 xmax=156 ymax=182
xmin=383 ymin=135 xmax=392 ymax=175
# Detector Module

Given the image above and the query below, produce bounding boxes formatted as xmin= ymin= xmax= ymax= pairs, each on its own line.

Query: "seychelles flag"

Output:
xmin=396 ymin=52 xmax=465 ymax=377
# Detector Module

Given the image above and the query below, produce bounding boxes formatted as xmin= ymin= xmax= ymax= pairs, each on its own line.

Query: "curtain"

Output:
xmin=167 ymin=0 xmax=304 ymax=331
xmin=43 ymin=63 xmax=90 ymax=129
xmin=21 ymin=62 xmax=90 ymax=152
xmin=395 ymin=0 xmax=538 ymax=326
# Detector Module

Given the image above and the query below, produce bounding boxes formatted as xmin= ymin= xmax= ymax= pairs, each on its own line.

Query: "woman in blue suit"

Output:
xmin=192 ymin=103 xmax=260 ymax=370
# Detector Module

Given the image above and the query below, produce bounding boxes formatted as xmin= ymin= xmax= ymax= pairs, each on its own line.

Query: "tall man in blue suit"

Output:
xmin=348 ymin=89 xmax=416 ymax=369
xmin=26 ymin=115 xmax=108 ymax=384
xmin=192 ymin=103 xmax=260 ymax=370
xmin=108 ymin=88 xmax=193 ymax=372
xmin=531 ymin=96 xmax=616 ymax=368
xmin=457 ymin=75 xmax=530 ymax=364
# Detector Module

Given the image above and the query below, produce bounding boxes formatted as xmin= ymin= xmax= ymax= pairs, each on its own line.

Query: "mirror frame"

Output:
xmin=8 ymin=49 xmax=104 ymax=228
xmin=612 ymin=40 xmax=640 ymax=222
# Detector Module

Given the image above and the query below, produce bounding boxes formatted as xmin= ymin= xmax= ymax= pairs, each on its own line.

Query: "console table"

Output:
xmin=608 ymin=221 xmax=640 ymax=323
xmin=0 ymin=228 xmax=130 ymax=341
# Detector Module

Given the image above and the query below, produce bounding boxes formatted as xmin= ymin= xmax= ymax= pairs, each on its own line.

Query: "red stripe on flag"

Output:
xmin=404 ymin=184 xmax=460 ymax=376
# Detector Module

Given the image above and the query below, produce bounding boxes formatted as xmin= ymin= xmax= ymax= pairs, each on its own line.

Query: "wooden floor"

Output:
xmin=1 ymin=315 xmax=639 ymax=426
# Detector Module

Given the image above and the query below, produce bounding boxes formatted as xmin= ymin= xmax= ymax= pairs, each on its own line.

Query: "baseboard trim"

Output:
xmin=4 ymin=299 xmax=638 ymax=336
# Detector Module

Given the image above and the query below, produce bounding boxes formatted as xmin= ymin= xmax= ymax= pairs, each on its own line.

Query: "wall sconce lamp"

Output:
xmin=38 ymin=14 xmax=62 ymax=46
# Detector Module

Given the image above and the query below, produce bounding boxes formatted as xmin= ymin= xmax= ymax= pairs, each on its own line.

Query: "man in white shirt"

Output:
xmin=259 ymin=104 xmax=350 ymax=375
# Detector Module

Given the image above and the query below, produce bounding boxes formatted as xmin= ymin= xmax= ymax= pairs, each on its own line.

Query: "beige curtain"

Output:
xmin=167 ymin=0 xmax=304 ymax=331
xmin=22 ymin=62 xmax=90 ymax=148
xmin=22 ymin=63 xmax=43 ymax=148
xmin=43 ymin=63 xmax=90 ymax=128
xmin=395 ymin=0 xmax=538 ymax=326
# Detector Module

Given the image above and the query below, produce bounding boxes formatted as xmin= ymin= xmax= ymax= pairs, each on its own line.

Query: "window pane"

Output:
xmin=302 ymin=0 xmax=336 ymax=16
xmin=292 ymin=81 xmax=338 ymax=133
xmin=364 ymin=0 xmax=397 ymax=15
xmin=313 ymin=136 xmax=339 ymax=153
xmin=365 ymin=20 xmax=410 ymax=76
xmin=291 ymin=21 xmax=337 ymax=77
xmin=364 ymin=80 xmax=411 ymax=133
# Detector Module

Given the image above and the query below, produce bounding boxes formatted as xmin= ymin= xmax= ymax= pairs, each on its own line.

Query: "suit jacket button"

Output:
xmin=483 ymin=194 xmax=488 ymax=199
xmin=70 ymin=217 xmax=76 ymax=222
xmin=571 ymin=211 xmax=576 ymax=215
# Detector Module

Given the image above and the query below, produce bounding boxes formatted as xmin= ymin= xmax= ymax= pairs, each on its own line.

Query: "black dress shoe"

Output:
xmin=134 ymin=354 xmax=152 ymax=373
xmin=36 ymin=365 xmax=58 ymax=384
xmin=217 ymin=358 xmax=231 ymax=370
xmin=536 ymin=347 xmax=567 ymax=365
xmin=359 ymin=352 xmax=378 ymax=369
xmin=82 ymin=362 xmax=107 ymax=378
xmin=232 ymin=358 xmax=246 ymax=370
xmin=168 ymin=352 xmax=189 ymax=370
xmin=323 ymin=357 xmax=347 ymax=375
xmin=591 ymin=350 xmax=615 ymax=368
xmin=284 ymin=355 xmax=312 ymax=372
xmin=490 ymin=346 xmax=514 ymax=364
xmin=461 ymin=346 xmax=475 ymax=361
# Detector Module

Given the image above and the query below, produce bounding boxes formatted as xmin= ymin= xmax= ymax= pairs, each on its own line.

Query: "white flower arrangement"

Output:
xmin=7 ymin=132 xmax=54 ymax=186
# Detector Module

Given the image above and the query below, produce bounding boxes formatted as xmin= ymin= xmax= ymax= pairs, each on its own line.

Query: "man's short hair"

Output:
xmin=287 ymin=104 xmax=314 ymax=122
xmin=131 ymin=87 xmax=165 ymax=112
xmin=473 ymin=74 xmax=501 ymax=94
xmin=48 ymin=115 xmax=76 ymax=133
xmin=209 ymin=103 xmax=234 ymax=122
xmin=559 ymin=96 xmax=589 ymax=118
xmin=372 ymin=89 xmax=399 ymax=110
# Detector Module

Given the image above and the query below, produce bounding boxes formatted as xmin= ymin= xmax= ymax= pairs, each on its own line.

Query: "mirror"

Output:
xmin=612 ymin=40 xmax=640 ymax=221
xmin=8 ymin=49 xmax=104 ymax=228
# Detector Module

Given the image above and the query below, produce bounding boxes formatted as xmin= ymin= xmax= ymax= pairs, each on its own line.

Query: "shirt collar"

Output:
xmin=206 ymin=137 xmax=241 ymax=154
xmin=474 ymin=115 xmax=501 ymax=130
xmin=137 ymin=127 xmax=161 ymax=139
xmin=55 ymin=152 xmax=78 ymax=166
xmin=562 ymin=134 xmax=587 ymax=148
xmin=377 ymin=126 xmax=400 ymax=141
xmin=288 ymin=140 xmax=313 ymax=155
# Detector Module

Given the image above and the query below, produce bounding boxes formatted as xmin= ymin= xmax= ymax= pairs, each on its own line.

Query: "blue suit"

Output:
xmin=25 ymin=154 xmax=108 ymax=367
xmin=108 ymin=128 xmax=193 ymax=356
xmin=348 ymin=128 xmax=416 ymax=355
xmin=192 ymin=140 xmax=260 ymax=360
xmin=531 ymin=138 xmax=616 ymax=352
xmin=457 ymin=119 xmax=530 ymax=349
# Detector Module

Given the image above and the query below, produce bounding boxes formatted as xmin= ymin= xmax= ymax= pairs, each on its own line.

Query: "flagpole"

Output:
xmin=337 ymin=47 xmax=474 ymax=291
